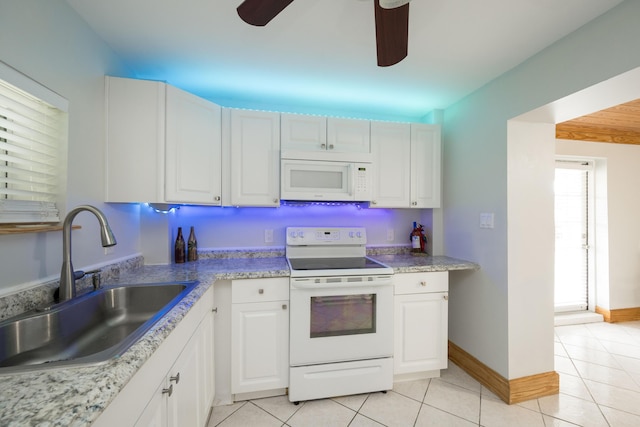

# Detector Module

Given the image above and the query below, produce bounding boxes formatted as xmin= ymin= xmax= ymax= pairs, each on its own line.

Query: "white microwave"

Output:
xmin=281 ymin=159 xmax=373 ymax=202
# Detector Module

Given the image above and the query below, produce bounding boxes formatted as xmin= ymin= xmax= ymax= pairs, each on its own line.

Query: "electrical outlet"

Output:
xmin=387 ymin=228 xmax=394 ymax=242
xmin=264 ymin=229 xmax=274 ymax=243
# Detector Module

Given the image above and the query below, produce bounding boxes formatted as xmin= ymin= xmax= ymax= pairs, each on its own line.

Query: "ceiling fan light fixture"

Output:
xmin=379 ymin=0 xmax=411 ymax=9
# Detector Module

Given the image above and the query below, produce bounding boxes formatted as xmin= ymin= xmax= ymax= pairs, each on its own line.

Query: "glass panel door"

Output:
xmin=554 ymin=161 xmax=592 ymax=312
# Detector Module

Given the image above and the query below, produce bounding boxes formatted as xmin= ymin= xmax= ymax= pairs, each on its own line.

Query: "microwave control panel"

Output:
xmin=353 ymin=165 xmax=371 ymax=200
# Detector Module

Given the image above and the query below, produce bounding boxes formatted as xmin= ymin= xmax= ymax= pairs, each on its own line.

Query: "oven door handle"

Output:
xmin=290 ymin=279 xmax=392 ymax=290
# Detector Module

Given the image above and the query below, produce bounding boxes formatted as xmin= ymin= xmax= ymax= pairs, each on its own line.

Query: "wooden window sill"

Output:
xmin=0 ymin=225 xmax=81 ymax=235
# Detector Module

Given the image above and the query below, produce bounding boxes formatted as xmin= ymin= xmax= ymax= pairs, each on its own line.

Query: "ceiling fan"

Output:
xmin=236 ymin=0 xmax=411 ymax=67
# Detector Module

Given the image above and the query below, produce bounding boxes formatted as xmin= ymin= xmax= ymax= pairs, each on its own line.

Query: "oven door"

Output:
xmin=289 ymin=275 xmax=393 ymax=366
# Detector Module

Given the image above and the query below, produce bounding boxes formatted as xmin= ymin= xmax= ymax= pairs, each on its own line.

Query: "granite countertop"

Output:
xmin=0 ymin=253 xmax=475 ymax=426
xmin=0 ymin=257 xmax=289 ymax=427
xmin=370 ymin=254 xmax=479 ymax=273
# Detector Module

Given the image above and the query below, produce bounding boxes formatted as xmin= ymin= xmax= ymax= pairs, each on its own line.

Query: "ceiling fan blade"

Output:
xmin=374 ymin=1 xmax=409 ymax=67
xmin=237 ymin=0 xmax=294 ymax=26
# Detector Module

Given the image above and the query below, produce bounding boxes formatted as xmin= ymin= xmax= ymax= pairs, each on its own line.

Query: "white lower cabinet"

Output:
xmin=231 ymin=278 xmax=289 ymax=398
xmin=94 ymin=286 xmax=215 ymax=427
xmin=393 ymin=272 xmax=448 ymax=380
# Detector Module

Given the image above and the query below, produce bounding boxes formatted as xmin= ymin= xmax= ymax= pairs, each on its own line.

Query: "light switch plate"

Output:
xmin=264 ymin=229 xmax=274 ymax=243
xmin=480 ymin=213 xmax=495 ymax=229
xmin=387 ymin=228 xmax=394 ymax=242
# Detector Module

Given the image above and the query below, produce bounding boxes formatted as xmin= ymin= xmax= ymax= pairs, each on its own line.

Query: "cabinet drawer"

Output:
xmin=394 ymin=272 xmax=448 ymax=295
xmin=232 ymin=278 xmax=289 ymax=303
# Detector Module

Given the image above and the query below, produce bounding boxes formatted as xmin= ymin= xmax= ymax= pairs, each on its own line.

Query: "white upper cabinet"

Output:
xmin=165 ymin=85 xmax=222 ymax=204
xmin=225 ymin=109 xmax=281 ymax=207
xmin=370 ymin=122 xmax=441 ymax=208
xmin=281 ymin=114 xmax=327 ymax=152
xmin=281 ymin=114 xmax=370 ymax=154
xmin=410 ymin=124 xmax=441 ymax=208
xmin=370 ymin=122 xmax=411 ymax=208
xmin=327 ymin=118 xmax=371 ymax=153
xmin=105 ymin=76 xmax=222 ymax=205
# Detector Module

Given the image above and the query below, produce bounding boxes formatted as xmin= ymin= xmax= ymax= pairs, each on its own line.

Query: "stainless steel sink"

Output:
xmin=0 ymin=281 xmax=198 ymax=373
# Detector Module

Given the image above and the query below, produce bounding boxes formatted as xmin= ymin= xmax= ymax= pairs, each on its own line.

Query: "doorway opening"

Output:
xmin=554 ymin=159 xmax=594 ymax=314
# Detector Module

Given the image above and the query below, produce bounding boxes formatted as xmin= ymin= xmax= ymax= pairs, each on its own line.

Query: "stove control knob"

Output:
xmin=349 ymin=231 xmax=355 ymax=238
xmin=356 ymin=231 xmax=362 ymax=238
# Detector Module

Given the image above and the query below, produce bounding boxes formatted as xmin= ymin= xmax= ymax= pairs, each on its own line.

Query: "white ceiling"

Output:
xmin=66 ymin=0 xmax=624 ymax=121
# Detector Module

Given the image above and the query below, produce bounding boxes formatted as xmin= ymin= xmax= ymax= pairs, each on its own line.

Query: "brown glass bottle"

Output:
xmin=175 ymin=227 xmax=186 ymax=264
xmin=187 ymin=226 xmax=198 ymax=262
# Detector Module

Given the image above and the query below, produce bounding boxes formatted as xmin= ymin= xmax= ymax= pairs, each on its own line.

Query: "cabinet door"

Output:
xmin=105 ymin=76 xmax=165 ymax=203
xmin=281 ymin=113 xmax=327 ymax=152
xmin=134 ymin=379 xmax=168 ymax=427
xmin=199 ymin=310 xmax=215 ymax=420
xmin=327 ymin=118 xmax=370 ymax=153
xmin=370 ymin=121 xmax=411 ymax=208
xmin=394 ymin=292 xmax=448 ymax=374
xmin=410 ymin=124 xmax=441 ymax=208
xmin=167 ymin=328 xmax=202 ymax=427
xmin=231 ymin=300 xmax=289 ymax=394
xmin=229 ymin=110 xmax=281 ymax=206
xmin=165 ymin=85 xmax=222 ymax=204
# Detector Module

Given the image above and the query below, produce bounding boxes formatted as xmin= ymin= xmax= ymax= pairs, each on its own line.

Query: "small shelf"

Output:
xmin=0 ymin=224 xmax=81 ymax=235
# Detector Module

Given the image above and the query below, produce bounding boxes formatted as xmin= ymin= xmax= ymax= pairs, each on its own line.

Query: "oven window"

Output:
xmin=310 ymin=294 xmax=376 ymax=338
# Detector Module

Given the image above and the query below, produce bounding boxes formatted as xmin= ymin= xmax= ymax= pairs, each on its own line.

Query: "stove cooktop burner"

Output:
xmin=288 ymin=257 xmax=388 ymax=271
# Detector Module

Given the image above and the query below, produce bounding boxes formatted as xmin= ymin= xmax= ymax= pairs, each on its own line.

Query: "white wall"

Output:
xmin=557 ymin=139 xmax=640 ymax=311
xmin=0 ymin=0 xmax=139 ymax=292
xmin=444 ymin=0 xmax=640 ymax=379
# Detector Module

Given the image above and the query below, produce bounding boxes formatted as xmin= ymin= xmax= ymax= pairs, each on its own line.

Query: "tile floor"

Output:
xmin=208 ymin=320 xmax=640 ymax=427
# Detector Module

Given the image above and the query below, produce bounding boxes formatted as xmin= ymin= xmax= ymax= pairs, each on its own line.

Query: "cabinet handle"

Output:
xmin=258 ymin=288 xmax=264 ymax=294
xmin=420 ymin=281 xmax=427 ymax=287
xmin=214 ymin=196 xmax=221 ymax=201
xmin=321 ymin=143 xmax=326 ymax=149
xmin=412 ymin=201 xmax=418 ymax=206
xmin=282 ymin=304 xmax=287 ymax=310
xmin=443 ymin=294 xmax=449 ymax=301
xmin=170 ymin=373 xmax=180 ymax=384
xmin=328 ymin=144 xmax=334 ymax=150
xmin=162 ymin=384 xmax=173 ymax=397
xmin=212 ymin=307 xmax=218 ymax=313
xmin=273 ymin=198 xmax=279 ymax=204
xmin=371 ymin=201 xmax=377 ymax=205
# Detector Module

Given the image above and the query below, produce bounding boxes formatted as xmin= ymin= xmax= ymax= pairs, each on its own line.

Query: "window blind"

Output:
xmin=0 ymin=75 xmax=66 ymax=223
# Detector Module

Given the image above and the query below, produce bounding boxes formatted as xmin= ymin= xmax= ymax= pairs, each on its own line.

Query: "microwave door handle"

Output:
xmin=348 ymin=164 xmax=353 ymax=197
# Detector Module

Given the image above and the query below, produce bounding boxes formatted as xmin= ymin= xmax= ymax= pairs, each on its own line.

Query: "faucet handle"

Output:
xmin=84 ymin=269 xmax=103 ymax=290
xmin=73 ymin=270 xmax=86 ymax=280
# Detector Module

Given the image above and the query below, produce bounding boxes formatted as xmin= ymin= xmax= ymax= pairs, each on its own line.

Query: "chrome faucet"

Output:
xmin=59 ymin=205 xmax=117 ymax=302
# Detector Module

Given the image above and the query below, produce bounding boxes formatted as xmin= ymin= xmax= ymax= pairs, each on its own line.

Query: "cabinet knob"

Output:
xmin=328 ymin=144 xmax=334 ymax=150
xmin=412 ymin=201 xmax=418 ymax=206
xmin=420 ymin=281 xmax=427 ymax=287
xmin=443 ymin=294 xmax=449 ymax=301
xmin=212 ymin=307 xmax=218 ymax=313
xmin=371 ymin=201 xmax=377 ymax=205
xmin=282 ymin=304 xmax=288 ymax=310
xmin=273 ymin=198 xmax=279 ymax=204
xmin=162 ymin=384 xmax=173 ymax=397
xmin=170 ymin=373 xmax=180 ymax=384
xmin=214 ymin=196 xmax=221 ymax=201
xmin=321 ymin=143 xmax=326 ymax=149
xmin=258 ymin=288 xmax=264 ymax=294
